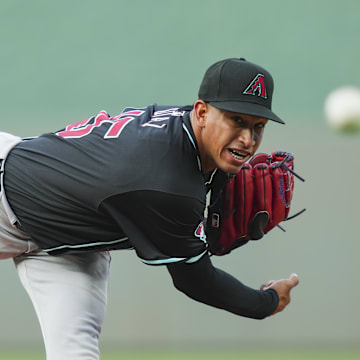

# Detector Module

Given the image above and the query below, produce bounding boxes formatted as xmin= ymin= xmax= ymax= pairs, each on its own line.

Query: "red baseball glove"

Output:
xmin=206 ymin=151 xmax=305 ymax=256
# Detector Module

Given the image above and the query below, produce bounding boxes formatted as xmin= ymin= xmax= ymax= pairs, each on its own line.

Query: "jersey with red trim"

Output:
xmin=4 ymin=105 xmax=208 ymax=265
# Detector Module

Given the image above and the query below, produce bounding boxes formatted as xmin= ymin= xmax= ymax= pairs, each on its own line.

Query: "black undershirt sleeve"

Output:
xmin=167 ymin=253 xmax=279 ymax=319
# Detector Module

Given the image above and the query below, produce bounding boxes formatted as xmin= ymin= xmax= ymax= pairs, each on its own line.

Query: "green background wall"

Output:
xmin=1 ymin=0 xmax=359 ymax=352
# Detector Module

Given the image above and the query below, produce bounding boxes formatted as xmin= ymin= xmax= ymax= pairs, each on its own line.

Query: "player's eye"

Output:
xmin=256 ymin=123 xmax=265 ymax=128
xmin=255 ymin=122 xmax=266 ymax=131
xmin=231 ymin=116 xmax=246 ymax=126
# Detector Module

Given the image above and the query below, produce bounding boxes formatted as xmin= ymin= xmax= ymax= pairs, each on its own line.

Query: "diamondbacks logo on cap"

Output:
xmin=243 ymin=73 xmax=267 ymax=99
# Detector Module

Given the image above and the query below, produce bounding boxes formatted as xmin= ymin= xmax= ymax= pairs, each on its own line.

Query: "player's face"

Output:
xmin=199 ymin=104 xmax=268 ymax=174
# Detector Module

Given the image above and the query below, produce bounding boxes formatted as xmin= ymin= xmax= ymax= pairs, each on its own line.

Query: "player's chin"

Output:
xmin=218 ymin=156 xmax=246 ymax=174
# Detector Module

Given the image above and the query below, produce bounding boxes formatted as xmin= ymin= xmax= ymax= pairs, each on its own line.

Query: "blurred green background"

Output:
xmin=1 ymin=0 xmax=360 ymax=358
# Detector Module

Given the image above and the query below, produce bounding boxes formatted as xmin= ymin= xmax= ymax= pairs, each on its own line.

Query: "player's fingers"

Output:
xmin=287 ymin=273 xmax=299 ymax=288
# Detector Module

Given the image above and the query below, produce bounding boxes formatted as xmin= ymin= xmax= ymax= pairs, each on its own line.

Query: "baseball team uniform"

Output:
xmin=1 ymin=104 xmax=278 ymax=359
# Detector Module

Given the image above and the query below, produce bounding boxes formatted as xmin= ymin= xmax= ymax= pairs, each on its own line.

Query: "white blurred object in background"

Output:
xmin=324 ymin=86 xmax=360 ymax=133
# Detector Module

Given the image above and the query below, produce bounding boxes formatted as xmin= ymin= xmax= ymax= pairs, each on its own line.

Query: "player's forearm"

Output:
xmin=167 ymin=254 xmax=279 ymax=319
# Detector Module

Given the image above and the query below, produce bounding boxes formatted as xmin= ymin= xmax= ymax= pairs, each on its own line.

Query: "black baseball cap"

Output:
xmin=198 ymin=57 xmax=284 ymax=124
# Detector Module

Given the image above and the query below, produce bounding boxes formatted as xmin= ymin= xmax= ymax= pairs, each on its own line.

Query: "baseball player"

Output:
xmin=0 ymin=58 xmax=300 ymax=360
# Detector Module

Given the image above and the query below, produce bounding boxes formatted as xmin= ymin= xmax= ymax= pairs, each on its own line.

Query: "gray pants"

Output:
xmin=0 ymin=132 xmax=110 ymax=360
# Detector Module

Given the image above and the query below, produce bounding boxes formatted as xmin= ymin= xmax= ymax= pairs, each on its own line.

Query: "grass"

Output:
xmin=101 ymin=351 xmax=360 ymax=360
xmin=1 ymin=350 xmax=360 ymax=360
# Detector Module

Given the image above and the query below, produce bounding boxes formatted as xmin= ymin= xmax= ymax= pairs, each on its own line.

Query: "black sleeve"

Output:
xmin=167 ymin=253 xmax=279 ymax=319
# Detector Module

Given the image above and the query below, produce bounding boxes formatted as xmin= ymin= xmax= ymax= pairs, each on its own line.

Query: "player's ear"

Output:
xmin=193 ymin=100 xmax=208 ymax=128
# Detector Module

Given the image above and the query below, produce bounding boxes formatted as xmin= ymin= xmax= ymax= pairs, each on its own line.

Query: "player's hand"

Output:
xmin=260 ymin=273 xmax=299 ymax=315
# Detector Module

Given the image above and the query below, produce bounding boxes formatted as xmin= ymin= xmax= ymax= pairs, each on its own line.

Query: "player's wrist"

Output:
xmin=263 ymin=288 xmax=280 ymax=316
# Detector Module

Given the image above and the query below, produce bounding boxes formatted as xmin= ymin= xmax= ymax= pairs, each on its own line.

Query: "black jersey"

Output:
xmin=4 ymin=104 xmax=280 ymax=319
xmin=4 ymin=105 xmax=208 ymax=264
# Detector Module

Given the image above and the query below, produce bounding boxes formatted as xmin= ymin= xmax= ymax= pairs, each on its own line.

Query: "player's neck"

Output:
xmin=190 ymin=110 xmax=216 ymax=173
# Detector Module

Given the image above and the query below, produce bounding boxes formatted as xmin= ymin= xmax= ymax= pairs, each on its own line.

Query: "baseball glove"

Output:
xmin=205 ymin=151 xmax=305 ymax=256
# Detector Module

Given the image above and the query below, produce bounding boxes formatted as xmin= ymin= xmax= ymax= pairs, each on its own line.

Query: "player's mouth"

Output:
xmin=228 ymin=148 xmax=250 ymax=162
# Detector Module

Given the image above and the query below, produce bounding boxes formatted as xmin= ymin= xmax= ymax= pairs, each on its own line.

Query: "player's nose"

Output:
xmin=238 ymin=128 xmax=255 ymax=148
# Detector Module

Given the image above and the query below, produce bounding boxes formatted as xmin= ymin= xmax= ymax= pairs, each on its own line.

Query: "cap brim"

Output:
xmin=208 ymin=101 xmax=285 ymax=124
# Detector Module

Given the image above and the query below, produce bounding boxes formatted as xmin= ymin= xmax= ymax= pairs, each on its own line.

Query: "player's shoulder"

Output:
xmin=120 ymin=103 xmax=192 ymax=144
xmin=117 ymin=104 xmax=203 ymax=199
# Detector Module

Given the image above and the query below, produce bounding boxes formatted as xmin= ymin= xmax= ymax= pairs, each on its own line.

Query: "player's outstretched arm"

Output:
xmin=167 ymin=253 xmax=282 ymax=320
